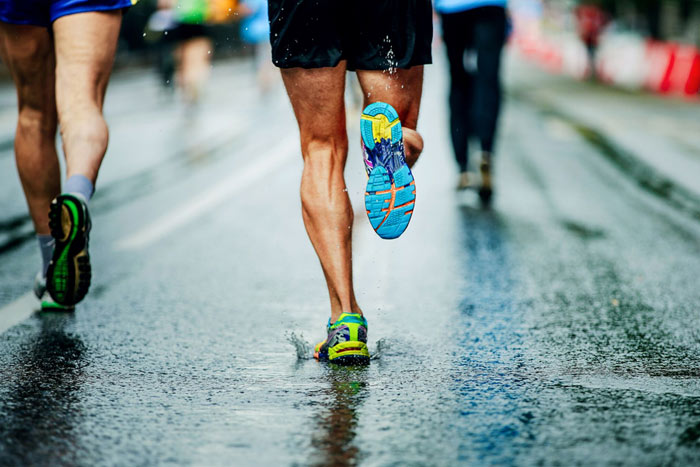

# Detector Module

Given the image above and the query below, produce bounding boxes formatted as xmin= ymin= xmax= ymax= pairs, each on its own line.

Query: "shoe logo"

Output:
xmin=328 ymin=326 xmax=350 ymax=347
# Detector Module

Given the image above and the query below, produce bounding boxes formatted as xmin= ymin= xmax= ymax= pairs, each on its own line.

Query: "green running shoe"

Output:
xmin=46 ymin=194 xmax=92 ymax=306
xmin=314 ymin=313 xmax=370 ymax=365
xmin=34 ymin=272 xmax=75 ymax=312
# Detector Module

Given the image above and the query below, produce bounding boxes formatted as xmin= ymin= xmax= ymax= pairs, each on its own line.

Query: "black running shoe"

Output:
xmin=46 ymin=194 xmax=92 ymax=306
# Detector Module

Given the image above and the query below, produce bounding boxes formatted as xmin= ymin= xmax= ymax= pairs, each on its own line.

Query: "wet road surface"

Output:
xmin=1 ymin=55 xmax=700 ymax=465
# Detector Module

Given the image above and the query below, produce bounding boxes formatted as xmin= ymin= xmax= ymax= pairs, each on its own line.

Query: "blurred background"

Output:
xmin=2 ymin=1 xmax=697 ymax=94
xmin=1 ymin=1 xmax=700 ymax=465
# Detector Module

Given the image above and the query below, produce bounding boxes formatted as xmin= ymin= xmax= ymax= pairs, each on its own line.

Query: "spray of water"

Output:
xmin=287 ymin=332 xmax=313 ymax=360
xmin=370 ymin=338 xmax=389 ymax=360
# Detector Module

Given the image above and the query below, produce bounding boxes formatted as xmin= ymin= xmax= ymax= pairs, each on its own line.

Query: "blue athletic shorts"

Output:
xmin=0 ymin=0 xmax=135 ymax=27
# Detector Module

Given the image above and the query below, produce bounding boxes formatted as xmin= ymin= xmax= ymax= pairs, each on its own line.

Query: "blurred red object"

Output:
xmin=671 ymin=46 xmax=700 ymax=96
xmin=645 ymin=42 xmax=700 ymax=96
xmin=645 ymin=41 xmax=676 ymax=93
xmin=575 ymin=4 xmax=608 ymax=48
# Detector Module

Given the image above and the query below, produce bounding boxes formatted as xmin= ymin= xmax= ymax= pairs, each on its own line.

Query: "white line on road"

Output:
xmin=0 ymin=292 xmax=37 ymax=335
xmin=0 ymin=134 xmax=299 ymax=333
xmin=116 ymin=134 xmax=299 ymax=250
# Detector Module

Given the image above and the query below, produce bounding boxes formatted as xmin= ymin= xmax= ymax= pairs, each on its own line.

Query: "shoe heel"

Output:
xmin=361 ymin=102 xmax=402 ymax=148
xmin=329 ymin=341 xmax=370 ymax=366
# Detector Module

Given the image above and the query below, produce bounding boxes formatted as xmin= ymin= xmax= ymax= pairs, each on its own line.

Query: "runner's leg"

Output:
xmin=442 ymin=11 xmax=474 ymax=174
xmin=43 ymin=11 xmax=122 ymax=307
xmin=281 ymin=63 xmax=362 ymax=323
xmin=178 ymin=35 xmax=212 ymax=105
xmin=356 ymin=67 xmax=425 ymax=168
xmin=53 ymin=10 xmax=122 ymax=185
xmin=0 ymin=24 xmax=59 ymax=236
xmin=473 ymin=7 xmax=506 ymax=156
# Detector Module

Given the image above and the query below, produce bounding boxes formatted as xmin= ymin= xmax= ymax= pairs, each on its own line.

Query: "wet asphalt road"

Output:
xmin=1 ymin=54 xmax=700 ymax=466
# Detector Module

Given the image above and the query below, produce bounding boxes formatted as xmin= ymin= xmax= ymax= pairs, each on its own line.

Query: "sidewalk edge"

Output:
xmin=513 ymin=91 xmax=700 ymax=223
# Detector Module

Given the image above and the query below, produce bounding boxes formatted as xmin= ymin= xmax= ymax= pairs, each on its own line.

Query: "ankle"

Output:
xmin=64 ymin=174 xmax=94 ymax=202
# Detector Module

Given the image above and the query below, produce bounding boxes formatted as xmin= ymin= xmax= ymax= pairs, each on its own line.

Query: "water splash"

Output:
xmin=383 ymin=35 xmax=397 ymax=76
xmin=288 ymin=332 xmax=313 ymax=360
xmin=370 ymin=338 xmax=389 ymax=360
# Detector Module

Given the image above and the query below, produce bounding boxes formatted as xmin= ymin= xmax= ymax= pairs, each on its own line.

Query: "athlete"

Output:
xmin=0 ymin=0 xmax=134 ymax=310
xmin=435 ymin=0 xmax=508 ymax=203
xmin=269 ymin=0 xmax=432 ymax=364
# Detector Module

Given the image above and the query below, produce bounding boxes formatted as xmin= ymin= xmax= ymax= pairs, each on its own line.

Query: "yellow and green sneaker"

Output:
xmin=314 ymin=313 xmax=370 ymax=365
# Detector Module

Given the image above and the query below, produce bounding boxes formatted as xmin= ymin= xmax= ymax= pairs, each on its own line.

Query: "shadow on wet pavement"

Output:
xmin=0 ymin=313 xmax=86 ymax=465
xmin=309 ymin=366 xmax=368 ymax=467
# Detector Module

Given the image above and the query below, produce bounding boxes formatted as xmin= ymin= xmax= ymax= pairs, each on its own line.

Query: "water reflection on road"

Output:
xmin=0 ymin=313 xmax=86 ymax=465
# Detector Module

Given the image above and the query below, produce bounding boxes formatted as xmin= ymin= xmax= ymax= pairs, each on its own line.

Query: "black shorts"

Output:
xmin=268 ymin=0 xmax=433 ymax=70
xmin=171 ymin=23 xmax=211 ymax=42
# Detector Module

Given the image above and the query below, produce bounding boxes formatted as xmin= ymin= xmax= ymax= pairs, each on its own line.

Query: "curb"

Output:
xmin=513 ymin=90 xmax=700 ymax=223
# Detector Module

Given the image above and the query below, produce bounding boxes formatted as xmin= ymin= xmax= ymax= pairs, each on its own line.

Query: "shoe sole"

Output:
xmin=328 ymin=341 xmax=370 ymax=366
xmin=40 ymin=300 xmax=75 ymax=312
xmin=361 ymin=102 xmax=416 ymax=240
xmin=46 ymin=195 xmax=91 ymax=306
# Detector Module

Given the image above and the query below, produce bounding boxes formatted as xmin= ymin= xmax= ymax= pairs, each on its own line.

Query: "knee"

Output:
xmin=11 ymin=35 xmax=53 ymax=66
xmin=56 ymin=68 xmax=111 ymax=119
xmin=57 ymin=91 xmax=104 ymax=123
xmin=17 ymin=106 xmax=57 ymax=139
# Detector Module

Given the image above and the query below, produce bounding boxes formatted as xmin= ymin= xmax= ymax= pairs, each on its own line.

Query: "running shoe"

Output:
xmin=457 ymin=171 xmax=472 ymax=191
xmin=34 ymin=272 xmax=75 ymax=312
xmin=361 ymin=102 xmax=416 ymax=239
xmin=46 ymin=194 xmax=92 ymax=306
xmin=314 ymin=313 xmax=370 ymax=365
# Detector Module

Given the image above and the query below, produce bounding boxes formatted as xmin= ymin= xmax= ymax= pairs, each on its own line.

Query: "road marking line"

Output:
xmin=116 ymin=134 xmax=299 ymax=250
xmin=1 ymin=135 xmax=299 ymax=333
xmin=0 ymin=291 xmax=37 ymax=334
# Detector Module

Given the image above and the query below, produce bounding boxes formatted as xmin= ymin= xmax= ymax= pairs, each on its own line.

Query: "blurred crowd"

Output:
xmin=121 ymin=0 xmax=699 ymax=97
xmin=510 ymin=1 xmax=700 ymax=96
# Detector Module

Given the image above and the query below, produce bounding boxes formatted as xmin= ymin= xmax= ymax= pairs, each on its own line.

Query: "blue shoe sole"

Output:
xmin=361 ymin=102 xmax=415 ymax=239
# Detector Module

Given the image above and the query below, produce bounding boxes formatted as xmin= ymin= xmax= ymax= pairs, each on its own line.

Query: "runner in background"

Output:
xmin=575 ymin=1 xmax=609 ymax=81
xmin=0 ymin=0 xmax=135 ymax=310
xmin=159 ymin=0 xmax=236 ymax=106
xmin=435 ymin=0 xmax=508 ymax=205
xmin=238 ymin=0 xmax=275 ymax=94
